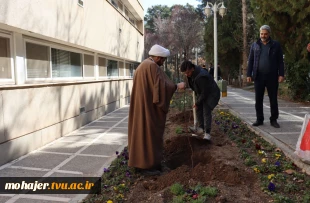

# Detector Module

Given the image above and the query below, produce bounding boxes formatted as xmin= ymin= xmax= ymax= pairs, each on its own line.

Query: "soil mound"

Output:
xmin=126 ymin=110 xmax=272 ymax=202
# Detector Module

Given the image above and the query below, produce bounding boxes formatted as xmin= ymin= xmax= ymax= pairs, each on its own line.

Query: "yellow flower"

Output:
xmin=275 ymin=153 xmax=281 ymax=159
xmin=107 ymin=200 xmax=113 ymax=203
xmin=268 ymin=174 xmax=275 ymax=180
xmin=170 ymin=100 xmax=173 ymax=104
xmin=258 ymin=150 xmax=263 ymax=155
xmin=253 ymin=167 xmax=260 ymax=173
xmin=261 ymin=158 xmax=267 ymax=163
xmin=120 ymin=183 xmax=125 ymax=187
xmin=117 ymin=194 xmax=124 ymax=199
xmin=220 ymin=112 xmax=224 ymax=115
xmin=113 ymin=186 xmax=118 ymax=191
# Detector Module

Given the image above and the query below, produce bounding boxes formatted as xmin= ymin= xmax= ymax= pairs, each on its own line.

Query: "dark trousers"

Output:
xmin=254 ymin=74 xmax=279 ymax=122
xmin=197 ymin=101 xmax=212 ymax=134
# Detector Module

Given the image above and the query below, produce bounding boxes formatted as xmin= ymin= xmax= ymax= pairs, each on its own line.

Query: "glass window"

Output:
xmin=119 ymin=61 xmax=124 ymax=76
xmin=98 ymin=57 xmax=106 ymax=77
xmin=78 ymin=0 xmax=83 ymax=6
xmin=125 ymin=63 xmax=134 ymax=77
xmin=26 ymin=42 xmax=49 ymax=78
xmin=117 ymin=0 xmax=123 ymax=11
xmin=84 ymin=54 xmax=94 ymax=77
xmin=51 ymin=48 xmax=82 ymax=77
xmin=111 ymin=0 xmax=118 ymax=8
xmin=130 ymin=64 xmax=134 ymax=77
xmin=107 ymin=60 xmax=118 ymax=77
xmin=0 ymin=37 xmax=11 ymax=79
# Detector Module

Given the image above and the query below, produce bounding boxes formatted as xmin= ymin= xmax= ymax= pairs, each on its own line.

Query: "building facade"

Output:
xmin=0 ymin=0 xmax=144 ymax=165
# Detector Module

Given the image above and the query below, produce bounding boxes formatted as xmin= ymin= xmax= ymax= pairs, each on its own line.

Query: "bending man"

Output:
xmin=181 ymin=60 xmax=220 ymax=140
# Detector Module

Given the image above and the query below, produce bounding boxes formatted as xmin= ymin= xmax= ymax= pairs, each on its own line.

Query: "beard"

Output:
xmin=261 ymin=37 xmax=269 ymax=42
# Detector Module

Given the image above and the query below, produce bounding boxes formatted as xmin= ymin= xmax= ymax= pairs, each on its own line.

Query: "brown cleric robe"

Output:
xmin=128 ymin=58 xmax=176 ymax=169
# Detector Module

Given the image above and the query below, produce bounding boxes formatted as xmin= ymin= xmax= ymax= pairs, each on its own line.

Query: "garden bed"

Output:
xmin=84 ymin=93 xmax=310 ymax=203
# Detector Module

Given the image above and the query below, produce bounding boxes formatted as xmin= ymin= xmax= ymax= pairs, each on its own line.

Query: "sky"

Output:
xmin=143 ymin=0 xmax=200 ymax=14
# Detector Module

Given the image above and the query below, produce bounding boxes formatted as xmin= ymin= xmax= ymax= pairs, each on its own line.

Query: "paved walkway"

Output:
xmin=220 ymin=86 xmax=310 ymax=174
xmin=0 ymin=106 xmax=129 ymax=203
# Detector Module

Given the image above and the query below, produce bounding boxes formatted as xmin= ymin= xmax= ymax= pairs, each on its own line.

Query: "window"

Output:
xmin=125 ymin=63 xmax=134 ymax=78
xmin=0 ymin=36 xmax=12 ymax=79
xmin=111 ymin=0 xmax=118 ymax=8
xmin=26 ymin=42 xmax=49 ymax=78
xmin=117 ymin=0 xmax=123 ymax=12
xmin=125 ymin=9 xmax=129 ymax=20
xmin=83 ymin=54 xmax=94 ymax=77
xmin=107 ymin=60 xmax=118 ymax=77
xmin=119 ymin=61 xmax=124 ymax=76
xmin=78 ymin=0 xmax=83 ymax=7
xmin=98 ymin=57 xmax=106 ymax=77
xmin=130 ymin=64 xmax=134 ymax=77
xmin=51 ymin=48 xmax=82 ymax=77
xmin=125 ymin=8 xmax=137 ymax=27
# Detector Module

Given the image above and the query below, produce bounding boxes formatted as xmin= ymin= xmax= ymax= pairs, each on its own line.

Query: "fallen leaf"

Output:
xmin=285 ymin=169 xmax=295 ymax=175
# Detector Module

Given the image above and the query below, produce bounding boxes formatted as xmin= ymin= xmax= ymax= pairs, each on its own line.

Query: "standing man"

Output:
xmin=247 ymin=25 xmax=284 ymax=128
xmin=209 ymin=63 xmax=214 ymax=78
xmin=181 ymin=60 xmax=220 ymax=140
xmin=128 ymin=44 xmax=185 ymax=175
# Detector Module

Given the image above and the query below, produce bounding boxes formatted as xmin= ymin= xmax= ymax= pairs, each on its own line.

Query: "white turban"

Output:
xmin=148 ymin=44 xmax=170 ymax=57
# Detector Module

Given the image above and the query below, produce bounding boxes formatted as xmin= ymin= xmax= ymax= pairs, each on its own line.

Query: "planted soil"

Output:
xmin=125 ymin=108 xmax=273 ymax=203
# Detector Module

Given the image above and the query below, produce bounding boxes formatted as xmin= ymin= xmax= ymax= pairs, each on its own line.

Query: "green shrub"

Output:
xmin=199 ymin=186 xmax=218 ymax=197
xmin=170 ymin=183 xmax=185 ymax=196
xmin=175 ymin=126 xmax=183 ymax=134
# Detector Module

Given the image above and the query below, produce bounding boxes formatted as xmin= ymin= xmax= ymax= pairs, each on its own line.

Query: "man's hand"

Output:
xmin=177 ymin=82 xmax=185 ymax=90
xmin=193 ymin=104 xmax=197 ymax=109
xmin=278 ymin=76 xmax=284 ymax=83
xmin=246 ymin=77 xmax=252 ymax=83
xmin=307 ymin=43 xmax=310 ymax=52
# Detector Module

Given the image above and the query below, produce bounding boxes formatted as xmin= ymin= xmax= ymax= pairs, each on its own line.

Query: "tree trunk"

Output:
xmin=242 ymin=0 xmax=248 ymax=86
xmin=176 ymin=53 xmax=180 ymax=83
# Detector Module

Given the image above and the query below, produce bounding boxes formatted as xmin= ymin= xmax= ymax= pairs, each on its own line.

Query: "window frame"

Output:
xmin=24 ymin=40 xmax=51 ymax=80
xmin=24 ymin=38 xmax=96 ymax=82
xmin=82 ymin=54 xmax=95 ymax=79
xmin=106 ymin=58 xmax=119 ymax=79
xmin=98 ymin=55 xmax=107 ymax=78
xmin=0 ymin=33 xmax=15 ymax=85
xmin=78 ymin=0 xmax=84 ymax=7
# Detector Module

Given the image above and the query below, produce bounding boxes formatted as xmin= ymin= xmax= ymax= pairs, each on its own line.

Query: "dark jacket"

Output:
xmin=247 ymin=38 xmax=284 ymax=80
xmin=188 ymin=66 xmax=220 ymax=110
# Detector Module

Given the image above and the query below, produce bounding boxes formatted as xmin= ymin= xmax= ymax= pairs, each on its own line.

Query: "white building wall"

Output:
xmin=0 ymin=0 xmax=143 ymax=165
xmin=0 ymin=0 xmax=144 ymax=62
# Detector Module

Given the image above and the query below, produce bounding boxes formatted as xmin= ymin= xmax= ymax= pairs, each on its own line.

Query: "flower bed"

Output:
xmin=83 ymin=104 xmax=310 ymax=203
xmin=214 ymin=110 xmax=310 ymax=202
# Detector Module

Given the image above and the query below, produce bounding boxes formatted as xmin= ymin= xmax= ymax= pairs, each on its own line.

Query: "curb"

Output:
xmin=218 ymin=101 xmax=310 ymax=175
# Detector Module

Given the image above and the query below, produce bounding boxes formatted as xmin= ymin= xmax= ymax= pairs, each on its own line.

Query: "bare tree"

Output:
xmin=169 ymin=5 xmax=204 ymax=60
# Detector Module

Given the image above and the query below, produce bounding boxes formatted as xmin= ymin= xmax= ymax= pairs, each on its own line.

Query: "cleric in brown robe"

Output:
xmin=128 ymin=44 xmax=185 ymax=174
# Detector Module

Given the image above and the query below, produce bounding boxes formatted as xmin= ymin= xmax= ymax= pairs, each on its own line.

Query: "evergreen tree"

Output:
xmin=201 ymin=0 xmax=256 ymax=81
xmin=250 ymin=0 xmax=310 ymax=100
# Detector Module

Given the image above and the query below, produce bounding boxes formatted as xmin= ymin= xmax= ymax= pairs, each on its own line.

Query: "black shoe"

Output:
xmin=270 ymin=120 xmax=280 ymax=128
xmin=140 ymin=169 xmax=161 ymax=176
xmin=252 ymin=121 xmax=263 ymax=126
xmin=135 ymin=168 xmax=161 ymax=176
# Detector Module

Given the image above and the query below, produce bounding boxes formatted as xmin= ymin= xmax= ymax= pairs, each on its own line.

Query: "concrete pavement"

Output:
xmin=0 ymin=106 xmax=129 ymax=203
xmin=220 ymin=86 xmax=310 ymax=175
